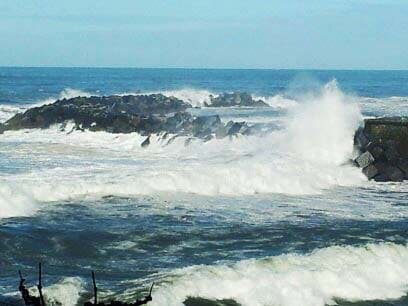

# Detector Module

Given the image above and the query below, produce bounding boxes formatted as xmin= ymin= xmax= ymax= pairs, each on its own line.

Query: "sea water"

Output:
xmin=1 ymin=68 xmax=408 ymax=306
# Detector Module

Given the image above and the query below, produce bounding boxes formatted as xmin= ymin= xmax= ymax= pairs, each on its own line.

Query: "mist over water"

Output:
xmin=1 ymin=68 xmax=408 ymax=306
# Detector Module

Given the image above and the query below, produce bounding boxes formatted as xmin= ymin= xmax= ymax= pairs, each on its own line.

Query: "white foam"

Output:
xmin=15 ymin=277 xmax=85 ymax=306
xmin=43 ymin=277 xmax=85 ymax=306
xmin=149 ymin=243 xmax=408 ymax=306
xmin=160 ymin=89 xmax=216 ymax=107
xmin=0 ymin=81 xmax=368 ymax=218
xmin=0 ymin=183 xmax=38 ymax=218
xmin=254 ymin=94 xmax=298 ymax=109
xmin=0 ymin=104 xmax=22 ymax=123
xmin=123 ymin=88 xmax=298 ymax=109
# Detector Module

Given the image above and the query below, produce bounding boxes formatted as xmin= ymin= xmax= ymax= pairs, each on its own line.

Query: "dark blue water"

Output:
xmin=1 ymin=68 xmax=408 ymax=105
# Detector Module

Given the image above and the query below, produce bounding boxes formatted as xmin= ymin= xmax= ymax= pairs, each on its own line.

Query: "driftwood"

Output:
xmin=84 ymin=271 xmax=153 ymax=306
xmin=16 ymin=265 xmax=153 ymax=306
xmin=18 ymin=263 xmax=45 ymax=306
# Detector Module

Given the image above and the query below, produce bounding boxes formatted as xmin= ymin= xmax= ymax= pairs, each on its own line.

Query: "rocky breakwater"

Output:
xmin=0 ymin=94 xmax=255 ymax=146
xmin=354 ymin=117 xmax=408 ymax=182
xmin=206 ymin=92 xmax=269 ymax=107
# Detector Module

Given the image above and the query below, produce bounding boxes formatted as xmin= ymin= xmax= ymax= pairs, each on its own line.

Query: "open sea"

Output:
xmin=1 ymin=67 xmax=408 ymax=306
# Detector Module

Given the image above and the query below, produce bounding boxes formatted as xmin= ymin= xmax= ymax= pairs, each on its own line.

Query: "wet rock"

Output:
xmin=2 ymin=94 xmax=190 ymax=134
xmin=0 ymin=94 xmax=261 ymax=145
xmin=141 ymin=136 xmax=150 ymax=148
xmin=384 ymin=165 xmax=405 ymax=181
xmin=355 ymin=151 xmax=375 ymax=168
xmin=208 ymin=92 xmax=269 ymax=107
xmin=184 ymin=297 xmax=241 ymax=306
xmin=192 ymin=115 xmax=222 ymax=137
xmin=354 ymin=117 xmax=408 ymax=182
xmin=227 ymin=122 xmax=247 ymax=136
xmin=396 ymin=158 xmax=408 ymax=178
xmin=363 ymin=164 xmax=379 ymax=180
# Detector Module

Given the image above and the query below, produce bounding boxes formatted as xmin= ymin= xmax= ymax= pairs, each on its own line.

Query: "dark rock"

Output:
xmin=354 ymin=127 xmax=370 ymax=150
xmin=1 ymin=94 xmax=260 ymax=145
xmin=385 ymin=166 xmax=405 ymax=181
xmin=184 ymin=297 xmax=241 ymax=306
xmin=396 ymin=158 xmax=408 ymax=178
xmin=373 ymin=174 xmax=389 ymax=182
xmin=367 ymin=144 xmax=385 ymax=161
xmin=2 ymin=94 xmax=190 ymax=134
xmin=192 ymin=115 xmax=222 ymax=137
xmin=208 ymin=92 xmax=269 ymax=107
xmin=363 ymin=164 xmax=379 ymax=180
xmin=372 ymin=164 xmax=404 ymax=182
xmin=141 ymin=136 xmax=150 ymax=148
xmin=227 ymin=122 xmax=246 ymax=136
xmin=363 ymin=117 xmax=408 ymax=158
xmin=384 ymin=140 xmax=400 ymax=161
xmin=354 ymin=117 xmax=408 ymax=182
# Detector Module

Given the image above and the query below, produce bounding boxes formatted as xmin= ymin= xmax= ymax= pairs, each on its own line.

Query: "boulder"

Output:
xmin=354 ymin=117 xmax=408 ymax=182
xmin=355 ymin=151 xmax=375 ymax=168
xmin=192 ymin=115 xmax=222 ymax=137
xmin=363 ymin=164 xmax=379 ymax=180
xmin=207 ymin=92 xmax=269 ymax=107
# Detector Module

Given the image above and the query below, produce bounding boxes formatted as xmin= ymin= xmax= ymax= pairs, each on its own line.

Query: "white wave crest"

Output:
xmin=253 ymin=94 xmax=298 ymax=109
xmin=0 ymin=183 xmax=38 ymax=218
xmin=160 ymin=89 xmax=216 ymax=107
xmin=32 ymin=88 xmax=92 ymax=108
xmin=150 ymin=243 xmax=408 ymax=306
xmin=0 ymin=81 xmax=366 ymax=218
xmin=43 ymin=277 xmax=85 ymax=306
xmin=0 ymin=104 xmax=22 ymax=123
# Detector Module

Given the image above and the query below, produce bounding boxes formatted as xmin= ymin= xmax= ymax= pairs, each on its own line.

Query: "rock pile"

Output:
xmin=354 ymin=117 xmax=408 ymax=181
xmin=0 ymin=94 xmax=255 ymax=146
xmin=206 ymin=92 xmax=269 ymax=107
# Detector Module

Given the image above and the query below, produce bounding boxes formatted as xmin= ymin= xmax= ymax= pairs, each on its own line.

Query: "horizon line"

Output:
xmin=1 ymin=65 xmax=408 ymax=72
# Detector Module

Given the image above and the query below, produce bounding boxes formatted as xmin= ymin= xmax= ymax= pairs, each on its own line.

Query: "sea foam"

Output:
xmin=149 ymin=243 xmax=408 ymax=306
xmin=0 ymin=81 xmax=365 ymax=218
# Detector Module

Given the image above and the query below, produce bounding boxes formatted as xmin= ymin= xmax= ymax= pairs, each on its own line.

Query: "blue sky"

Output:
xmin=1 ymin=0 xmax=407 ymax=69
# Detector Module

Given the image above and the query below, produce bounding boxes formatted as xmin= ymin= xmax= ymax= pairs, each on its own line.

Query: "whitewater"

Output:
xmin=1 ymin=68 xmax=408 ymax=306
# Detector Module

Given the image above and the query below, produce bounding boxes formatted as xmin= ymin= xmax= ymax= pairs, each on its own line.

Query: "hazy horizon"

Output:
xmin=1 ymin=65 xmax=408 ymax=71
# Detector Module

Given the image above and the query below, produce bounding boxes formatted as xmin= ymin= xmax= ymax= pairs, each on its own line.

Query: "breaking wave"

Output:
xmin=148 ymin=243 xmax=408 ymax=306
xmin=0 ymin=183 xmax=38 ymax=218
xmin=0 ymin=81 xmax=366 ymax=218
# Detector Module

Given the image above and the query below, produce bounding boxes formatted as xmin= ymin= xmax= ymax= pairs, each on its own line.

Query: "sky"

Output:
xmin=0 ymin=0 xmax=407 ymax=69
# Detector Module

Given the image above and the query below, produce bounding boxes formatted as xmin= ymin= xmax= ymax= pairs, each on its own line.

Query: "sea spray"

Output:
xmin=0 ymin=183 xmax=38 ymax=218
xmin=0 ymin=81 xmax=365 ymax=218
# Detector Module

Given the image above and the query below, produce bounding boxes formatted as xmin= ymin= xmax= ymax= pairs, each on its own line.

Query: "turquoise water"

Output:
xmin=1 ymin=68 xmax=408 ymax=306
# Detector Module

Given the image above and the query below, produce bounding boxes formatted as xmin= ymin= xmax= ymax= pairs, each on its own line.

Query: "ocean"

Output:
xmin=1 ymin=67 xmax=408 ymax=306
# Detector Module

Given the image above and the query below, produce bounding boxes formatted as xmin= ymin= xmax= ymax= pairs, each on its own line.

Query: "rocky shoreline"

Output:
xmin=3 ymin=92 xmax=408 ymax=183
xmin=354 ymin=117 xmax=408 ymax=182
xmin=0 ymin=92 xmax=265 ymax=145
